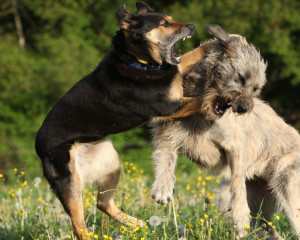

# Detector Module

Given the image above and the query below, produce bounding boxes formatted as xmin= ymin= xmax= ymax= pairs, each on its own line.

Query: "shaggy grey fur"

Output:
xmin=151 ymin=25 xmax=300 ymax=239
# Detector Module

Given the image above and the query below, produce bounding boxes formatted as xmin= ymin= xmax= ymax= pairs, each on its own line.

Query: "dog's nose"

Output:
xmin=237 ymin=103 xmax=248 ymax=113
xmin=186 ymin=24 xmax=195 ymax=30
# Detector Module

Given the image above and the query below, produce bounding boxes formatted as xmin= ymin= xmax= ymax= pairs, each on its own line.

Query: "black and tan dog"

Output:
xmin=34 ymin=2 xmax=204 ymax=239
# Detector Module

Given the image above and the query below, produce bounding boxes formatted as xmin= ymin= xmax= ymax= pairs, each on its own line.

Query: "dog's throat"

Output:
xmin=118 ymin=54 xmax=167 ymax=71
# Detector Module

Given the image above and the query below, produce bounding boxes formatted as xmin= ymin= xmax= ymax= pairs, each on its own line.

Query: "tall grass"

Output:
xmin=0 ymin=157 xmax=297 ymax=240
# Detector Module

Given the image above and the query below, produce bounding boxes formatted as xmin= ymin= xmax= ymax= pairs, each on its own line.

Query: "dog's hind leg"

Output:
xmin=217 ymin=179 xmax=284 ymax=239
xmin=246 ymin=180 xmax=284 ymax=240
xmin=75 ymin=139 xmax=143 ymax=228
xmin=270 ymin=153 xmax=300 ymax=239
xmin=42 ymin=144 xmax=89 ymax=240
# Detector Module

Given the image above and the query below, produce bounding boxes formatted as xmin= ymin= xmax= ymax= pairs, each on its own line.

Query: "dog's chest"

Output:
xmin=180 ymin=119 xmax=226 ymax=170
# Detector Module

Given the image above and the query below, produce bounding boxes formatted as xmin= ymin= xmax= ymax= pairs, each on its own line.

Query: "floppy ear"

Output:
xmin=205 ymin=24 xmax=231 ymax=45
xmin=116 ymin=3 xmax=138 ymax=29
xmin=136 ymin=1 xmax=153 ymax=14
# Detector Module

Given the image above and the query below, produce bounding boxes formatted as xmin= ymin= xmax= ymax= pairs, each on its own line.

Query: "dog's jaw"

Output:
xmin=213 ymin=96 xmax=232 ymax=115
xmin=167 ymin=32 xmax=194 ymax=65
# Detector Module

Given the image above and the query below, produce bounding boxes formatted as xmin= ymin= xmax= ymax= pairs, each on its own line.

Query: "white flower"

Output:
xmin=160 ymin=216 xmax=168 ymax=223
xmin=14 ymin=202 xmax=23 ymax=210
xmin=115 ymin=234 xmax=124 ymax=240
xmin=188 ymin=198 xmax=196 ymax=206
xmin=60 ymin=231 xmax=68 ymax=238
xmin=149 ymin=215 xmax=161 ymax=227
xmin=34 ymin=177 xmax=42 ymax=187
xmin=59 ymin=213 xmax=69 ymax=222
xmin=16 ymin=190 xmax=22 ymax=197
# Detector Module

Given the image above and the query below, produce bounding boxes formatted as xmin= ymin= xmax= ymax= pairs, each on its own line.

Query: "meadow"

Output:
xmin=0 ymin=141 xmax=298 ymax=240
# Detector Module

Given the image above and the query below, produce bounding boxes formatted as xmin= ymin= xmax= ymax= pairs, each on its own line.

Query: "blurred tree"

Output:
xmin=0 ymin=0 xmax=299 ymax=175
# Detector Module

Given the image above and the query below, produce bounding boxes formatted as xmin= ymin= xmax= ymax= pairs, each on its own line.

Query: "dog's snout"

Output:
xmin=186 ymin=24 xmax=195 ymax=30
xmin=237 ymin=102 xmax=248 ymax=113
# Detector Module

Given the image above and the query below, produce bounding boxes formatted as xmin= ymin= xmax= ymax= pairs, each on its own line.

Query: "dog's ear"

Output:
xmin=205 ymin=24 xmax=231 ymax=45
xmin=136 ymin=1 xmax=153 ymax=14
xmin=116 ymin=3 xmax=138 ymax=29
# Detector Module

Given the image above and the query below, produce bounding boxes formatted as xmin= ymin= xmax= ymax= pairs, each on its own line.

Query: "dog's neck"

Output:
xmin=117 ymin=52 xmax=168 ymax=71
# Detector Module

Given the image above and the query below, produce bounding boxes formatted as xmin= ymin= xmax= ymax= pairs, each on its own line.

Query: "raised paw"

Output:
xmin=151 ymin=182 xmax=174 ymax=205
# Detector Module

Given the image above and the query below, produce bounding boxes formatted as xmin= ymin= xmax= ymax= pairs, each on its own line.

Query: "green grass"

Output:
xmin=0 ymin=150 xmax=298 ymax=240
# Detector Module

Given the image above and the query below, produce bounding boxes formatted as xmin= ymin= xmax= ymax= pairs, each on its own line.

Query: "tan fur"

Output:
xmin=152 ymin=99 xmax=300 ymax=239
xmin=178 ymin=46 xmax=207 ymax=76
xmin=151 ymin=25 xmax=300 ymax=239
xmin=67 ymin=140 xmax=144 ymax=239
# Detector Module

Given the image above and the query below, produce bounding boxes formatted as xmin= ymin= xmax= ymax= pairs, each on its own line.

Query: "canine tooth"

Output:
xmin=187 ymin=36 xmax=191 ymax=39
xmin=176 ymin=57 xmax=180 ymax=62
xmin=183 ymin=37 xmax=186 ymax=41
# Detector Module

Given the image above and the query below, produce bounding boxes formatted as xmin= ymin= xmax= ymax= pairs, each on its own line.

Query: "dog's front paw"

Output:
xmin=234 ymin=212 xmax=251 ymax=239
xmin=230 ymin=203 xmax=251 ymax=238
xmin=151 ymin=182 xmax=174 ymax=205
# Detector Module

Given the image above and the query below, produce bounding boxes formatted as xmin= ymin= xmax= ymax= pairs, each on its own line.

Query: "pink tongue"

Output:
xmin=172 ymin=45 xmax=176 ymax=58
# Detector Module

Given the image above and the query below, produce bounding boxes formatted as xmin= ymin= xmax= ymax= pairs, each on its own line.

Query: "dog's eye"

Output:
xmin=238 ymin=74 xmax=245 ymax=85
xmin=253 ymin=86 xmax=259 ymax=91
xmin=161 ymin=21 xmax=170 ymax=27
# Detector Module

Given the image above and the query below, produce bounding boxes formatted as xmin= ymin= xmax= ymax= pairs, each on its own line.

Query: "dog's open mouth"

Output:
xmin=213 ymin=97 xmax=231 ymax=115
xmin=171 ymin=35 xmax=192 ymax=64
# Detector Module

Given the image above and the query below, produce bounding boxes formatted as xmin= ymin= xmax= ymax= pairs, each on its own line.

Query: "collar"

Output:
xmin=127 ymin=60 xmax=163 ymax=71
xmin=118 ymin=54 xmax=167 ymax=71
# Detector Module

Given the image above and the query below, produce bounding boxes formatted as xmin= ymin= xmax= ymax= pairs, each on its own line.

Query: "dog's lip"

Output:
xmin=213 ymin=97 xmax=232 ymax=115
xmin=170 ymin=34 xmax=193 ymax=64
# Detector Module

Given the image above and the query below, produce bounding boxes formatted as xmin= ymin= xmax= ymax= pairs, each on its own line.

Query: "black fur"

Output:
xmin=35 ymin=2 xmax=194 ymax=192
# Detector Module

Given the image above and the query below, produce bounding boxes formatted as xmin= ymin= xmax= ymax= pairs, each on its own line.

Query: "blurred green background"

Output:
xmin=0 ymin=0 xmax=300 ymax=178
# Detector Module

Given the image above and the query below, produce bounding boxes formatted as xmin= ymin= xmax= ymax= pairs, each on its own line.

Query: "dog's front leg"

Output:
xmin=151 ymin=127 xmax=178 ymax=205
xmin=226 ymin=149 xmax=250 ymax=238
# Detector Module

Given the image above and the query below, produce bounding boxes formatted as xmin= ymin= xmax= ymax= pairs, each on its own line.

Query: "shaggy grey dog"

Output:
xmin=151 ymin=25 xmax=300 ymax=239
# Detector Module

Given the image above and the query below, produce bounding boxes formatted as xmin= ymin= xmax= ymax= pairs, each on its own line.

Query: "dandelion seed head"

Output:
xmin=34 ymin=177 xmax=42 ymax=186
xmin=188 ymin=198 xmax=196 ymax=206
xmin=149 ymin=215 xmax=161 ymax=227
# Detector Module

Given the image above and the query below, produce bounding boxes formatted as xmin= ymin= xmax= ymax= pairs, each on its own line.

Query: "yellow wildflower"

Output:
xmin=17 ymin=210 xmax=23 ymax=216
xmin=200 ymin=218 xmax=205 ymax=223
xmin=244 ymin=225 xmax=250 ymax=230
xmin=94 ymin=234 xmax=98 ymax=239
xmin=275 ymin=215 xmax=280 ymax=220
